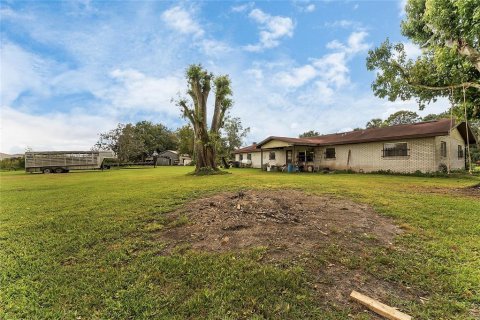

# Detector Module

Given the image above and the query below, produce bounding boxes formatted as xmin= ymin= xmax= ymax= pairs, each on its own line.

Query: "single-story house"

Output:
xmin=156 ymin=150 xmax=192 ymax=166
xmin=233 ymin=119 xmax=477 ymax=173
xmin=231 ymin=143 xmax=261 ymax=167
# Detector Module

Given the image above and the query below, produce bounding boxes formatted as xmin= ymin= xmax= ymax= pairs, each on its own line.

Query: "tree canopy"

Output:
xmin=366 ymin=118 xmax=384 ymax=129
xmin=364 ymin=109 xmax=445 ymax=129
xmin=385 ymin=110 xmax=421 ymax=126
xmin=176 ymin=125 xmax=195 ymax=156
xmin=366 ymin=0 xmax=480 ymax=120
xmin=299 ymin=130 xmax=320 ymax=138
xmin=422 ymin=111 xmax=449 ymax=121
xmin=218 ymin=117 xmax=250 ymax=161
xmin=94 ymin=121 xmax=177 ymax=163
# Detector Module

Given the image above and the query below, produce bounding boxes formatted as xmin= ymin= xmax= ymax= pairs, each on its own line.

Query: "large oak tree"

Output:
xmin=366 ymin=0 xmax=480 ymax=120
xmin=176 ymin=65 xmax=233 ymax=173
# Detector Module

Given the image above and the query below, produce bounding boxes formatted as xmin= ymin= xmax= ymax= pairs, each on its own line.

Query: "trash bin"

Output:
xmin=287 ymin=163 xmax=294 ymax=173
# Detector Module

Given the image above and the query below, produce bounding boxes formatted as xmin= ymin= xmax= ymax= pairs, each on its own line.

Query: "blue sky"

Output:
xmin=0 ymin=0 xmax=448 ymax=153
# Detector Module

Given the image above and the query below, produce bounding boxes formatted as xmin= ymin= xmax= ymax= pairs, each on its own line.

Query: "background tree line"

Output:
xmin=0 ymin=157 xmax=25 ymax=171
xmin=94 ymin=117 xmax=249 ymax=165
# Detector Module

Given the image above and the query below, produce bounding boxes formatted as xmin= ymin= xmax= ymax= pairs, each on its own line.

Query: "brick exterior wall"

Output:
xmin=239 ymin=128 xmax=466 ymax=173
xmin=315 ymin=138 xmax=437 ymax=173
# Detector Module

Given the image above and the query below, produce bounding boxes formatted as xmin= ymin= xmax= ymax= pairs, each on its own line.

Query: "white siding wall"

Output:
xmin=434 ymin=128 xmax=466 ymax=171
xmin=262 ymin=149 xmax=287 ymax=167
xmin=235 ymin=152 xmax=262 ymax=168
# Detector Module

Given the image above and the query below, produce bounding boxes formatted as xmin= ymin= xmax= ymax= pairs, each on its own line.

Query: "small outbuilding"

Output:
xmin=156 ymin=150 xmax=192 ymax=166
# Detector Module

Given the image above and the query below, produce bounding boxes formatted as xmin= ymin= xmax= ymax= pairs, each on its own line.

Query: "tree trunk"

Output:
xmin=195 ymin=129 xmax=217 ymax=171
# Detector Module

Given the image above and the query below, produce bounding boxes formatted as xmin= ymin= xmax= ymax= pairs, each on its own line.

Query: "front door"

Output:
xmin=286 ymin=150 xmax=292 ymax=164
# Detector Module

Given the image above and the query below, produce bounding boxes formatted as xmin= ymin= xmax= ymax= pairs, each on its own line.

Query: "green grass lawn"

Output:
xmin=1 ymin=167 xmax=479 ymax=319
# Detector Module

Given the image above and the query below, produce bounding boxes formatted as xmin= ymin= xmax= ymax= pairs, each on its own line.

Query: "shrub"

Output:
xmin=438 ymin=163 xmax=448 ymax=174
xmin=0 ymin=157 xmax=25 ymax=170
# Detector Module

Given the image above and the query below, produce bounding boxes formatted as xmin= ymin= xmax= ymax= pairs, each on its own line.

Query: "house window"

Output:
xmin=458 ymin=145 xmax=464 ymax=159
xmin=325 ymin=148 xmax=336 ymax=159
xmin=239 ymin=154 xmax=243 ymax=161
xmin=383 ymin=143 xmax=408 ymax=157
xmin=440 ymin=141 xmax=447 ymax=157
xmin=298 ymin=151 xmax=306 ymax=162
xmin=306 ymin=148 xmax=315 ymax=162
xmin=247 ymin=153 xmax=252 ymax=160
xmin=269 ymin=152 xmax=276 ymax=160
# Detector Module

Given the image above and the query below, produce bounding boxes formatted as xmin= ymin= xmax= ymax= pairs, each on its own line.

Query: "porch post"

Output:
xmin=293 ymin=145 xmax=295 ymax=169
xmin=260 ymin=148 xmax=263 ymax=170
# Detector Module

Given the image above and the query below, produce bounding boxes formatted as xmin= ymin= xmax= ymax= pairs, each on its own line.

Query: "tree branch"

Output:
xmin=409 ymin=81 xmax=480 ymax=91
xmin=211 ymin=94 xmax=223 ymax=134
xmin=446 ymin=39 xmax=480 ymax=73
xmin=178 ymin=100 xmax=196 ymax=127
xmin=389 ymin=59 xmax=480 ymax=91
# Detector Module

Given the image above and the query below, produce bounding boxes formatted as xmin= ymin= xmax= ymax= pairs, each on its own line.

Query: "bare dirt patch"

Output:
xmin=157 ymin=190 xmax=417 ymax=316
xmin=160 ymin=190 xmax=399 ymax=257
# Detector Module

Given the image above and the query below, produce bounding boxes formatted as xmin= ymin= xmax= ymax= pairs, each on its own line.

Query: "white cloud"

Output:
xmin=402 ymin=41 xmax=422 ymax=60
xmin=161 ymin=6 xmax=204 ymax=37
xmin=0 ymin=42 xmax=51 ymax=106
xmin=347 ymin=31 xmax=370 ymax=53
xmin=325 ymin=20 xmax=355 ymax=28
xmin=160 ymin=6 xmax=232 ymax=58
xmin=293 ymin=1 xmax=316 ymax=13
xmin=273 ymin=31 xmax=370 ymax=90
xmin=101 ymin=69 xmax=184 ymax=115
xmin=312 ymin=52 xmax=350 ymax=87
xmin=0 ymin=106 xmax=117 ymax=154
xmin=244 ymin=9 xmax=294 ymax=52
xmin=297 ymin=81 xmax=335 ymax=105
xmin=326 ymin=31 xmax=370 ymax=54
xmin=324 ymin=20 xmax=365 ymax=30
xmin=198 ymin=39 xmax=232 ymax=56
xmin=0 ymin=7 xmax=34 ymax=21
xmin=275 ymin=65 xmax=317 ymax=88
xmin=305 ymin=4 xmax=316 ymax=12
xmin=231 ymin=2 xmax=254 ymax=13
xmin=399 ymin=0 xmax=408 ymax=16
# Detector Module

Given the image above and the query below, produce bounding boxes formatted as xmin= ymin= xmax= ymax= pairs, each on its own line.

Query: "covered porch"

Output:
xmin=257 ymin=137 xmax=321 ymax=172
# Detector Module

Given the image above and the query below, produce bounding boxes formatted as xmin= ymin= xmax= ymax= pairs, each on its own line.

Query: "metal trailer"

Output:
xmin=25 ymin=151 xmax=115 ymax=173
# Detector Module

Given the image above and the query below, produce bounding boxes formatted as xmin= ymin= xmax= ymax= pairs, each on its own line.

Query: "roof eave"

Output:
xmin=316 ymin=132 xmax=450 ymax=146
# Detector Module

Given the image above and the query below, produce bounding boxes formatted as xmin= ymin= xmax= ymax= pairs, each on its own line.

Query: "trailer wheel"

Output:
xmin=54 ymin=168 xmax=64 ymax=174
xmin=43 ymin=168 xmax=53 ymax=174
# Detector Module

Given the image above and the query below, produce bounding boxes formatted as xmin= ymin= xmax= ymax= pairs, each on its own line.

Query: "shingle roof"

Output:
xmin=308 ymin=119 xmax=454 ymax=146
xmin=255 ymin=119 xmax=476 ymax=148
xmin=232 ymin=144 xmax=261 ymax=154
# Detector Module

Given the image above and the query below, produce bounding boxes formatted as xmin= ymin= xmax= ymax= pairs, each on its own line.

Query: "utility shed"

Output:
xmin=157 ymin=150 xmax=179 ymax=166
